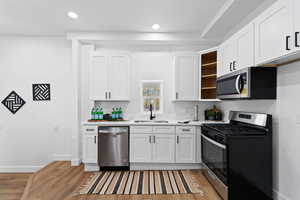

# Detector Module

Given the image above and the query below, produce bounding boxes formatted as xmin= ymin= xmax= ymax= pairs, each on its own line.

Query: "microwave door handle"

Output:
xmin=235 ymin=75 xmax=242 ymax=94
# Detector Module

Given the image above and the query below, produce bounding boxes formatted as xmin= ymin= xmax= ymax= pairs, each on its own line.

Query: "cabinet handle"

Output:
xmin=182 ymin=128 xmax=191 ymax=132
xmin=229 ymin=62 xmax=232 ymax=71
xmin=105 ymin=92 xmax=107 ymax=99
xmin=286 ymin=35 xmax=291 ymax=50
xmin=86 ymin=128 xmax=95 ymax=132
xmin=176 ymin=136 xmax=179 ymax=144
xmin=94 ymin=136 xmax=97 ymax=144
xmin=153 ymin=136 xmax=156 ymax=143
xmin=176 ymin=92 xmax=179 ymax=100
xmin=233 ymin=61 xmax=236 ymax=70
xmin=149 ymin=136 xmax=152 ymax=143
xmin=109 ymin=92 xmax=111 ymax=99
xmin=296 ymin=32 xmax=300 ymax=47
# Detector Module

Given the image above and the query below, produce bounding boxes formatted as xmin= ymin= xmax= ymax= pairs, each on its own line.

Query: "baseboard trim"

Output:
xmin=0 ymin=165 xmax=44 ymax=173
xmin=71 ymin=159 xmax=81 ymax=166
xmin=273 ymin=189 xmax=290 ymax=200
xmin=52 ymin=154 xmax=72 ymax=161
xmin=130 ymin=163 xmax=202 ymax=170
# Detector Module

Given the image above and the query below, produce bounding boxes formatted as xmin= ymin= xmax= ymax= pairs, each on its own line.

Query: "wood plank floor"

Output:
xmin=0 ymin=173 xmax=32 ymax=200
xmin=1 ymin=161 xmax=222 ymax=200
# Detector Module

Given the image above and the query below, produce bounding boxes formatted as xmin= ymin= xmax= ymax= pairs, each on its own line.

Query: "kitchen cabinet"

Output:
xmin=130 ymin=126 xmax=175 ymax=163
xmin=89 ymin=52 xmax=130 ymax=101
xmin=175 ymin=126 xmax=196 ymax=163
xmin=174 ymin=54 xmax=199 ymax=100
xmin=219 ymin=23 xmax=254 ymax=76
xmin=219 ymin=38 xmax=236 ymax=76
xmin=130 ymin=134 xmax=152 ymax=162
xmin=293 ymin=0 xmax=300 ymax=52
xmin=82 ymin=126 xmax=98 ymax=163
xmin=254 ymin=0 xmax=293 ymax=65
xmin=236 ymin=23 xmax=255 ymax=69
xmin=153 ymin=134 xmax=175 ymax=163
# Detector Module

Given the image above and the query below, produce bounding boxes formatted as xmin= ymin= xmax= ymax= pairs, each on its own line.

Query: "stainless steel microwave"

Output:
xmin=217 ymin=67 xmax=277 ymax=100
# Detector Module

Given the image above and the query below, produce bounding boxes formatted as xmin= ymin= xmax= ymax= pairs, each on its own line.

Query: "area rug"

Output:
xmin=78 ymin=170 xmax=204 ymax=195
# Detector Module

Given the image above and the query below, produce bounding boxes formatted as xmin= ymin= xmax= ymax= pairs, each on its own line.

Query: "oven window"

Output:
xmin=202 ymin=136 xmax=227 ymax=185
xmin=217 ymin=75 xmax=239 ymax=95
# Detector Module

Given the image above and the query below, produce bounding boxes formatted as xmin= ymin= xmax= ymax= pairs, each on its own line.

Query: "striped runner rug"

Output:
xmin=79 ymin=170 xmax=203 ymax=195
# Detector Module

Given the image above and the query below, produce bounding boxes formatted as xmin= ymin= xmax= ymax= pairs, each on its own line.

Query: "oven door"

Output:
xmin=217 ymin=69 xmax=249 ymax=99
xmin=201 ymin=134 xmax=227 ymax=185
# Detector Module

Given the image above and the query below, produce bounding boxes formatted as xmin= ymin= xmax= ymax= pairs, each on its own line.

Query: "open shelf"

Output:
xmin=202 ymin=86 xmax=217 ymax=90
xmin=202 ymin=74 xmax=217 ymax=78
xmin=201 ymin=51 xmax=217 ymax=99
xmin=202 ymin=61 xmax=217 ymax=67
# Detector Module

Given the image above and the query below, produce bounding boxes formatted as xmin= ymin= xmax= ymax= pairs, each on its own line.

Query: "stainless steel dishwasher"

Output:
xmin=98 ymin=127 xmax=129 ymax=168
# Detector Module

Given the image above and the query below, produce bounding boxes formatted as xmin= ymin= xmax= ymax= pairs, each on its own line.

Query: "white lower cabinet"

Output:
xmin=130 ymin=134 xmax=152 ymax=162
xmin=153 ymin=134 xmax=175 ymax=163
xmin=82 ymin=126 xmax=98 ymax=164
xmin=175 ymin=126 xmax=196 ymax=163
xmin=130 ymin=126 xmax=197 ymax=164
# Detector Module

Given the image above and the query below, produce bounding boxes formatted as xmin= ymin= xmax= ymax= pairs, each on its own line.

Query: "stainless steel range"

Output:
xmin=201 ymin=111 xmax=273 ymax=200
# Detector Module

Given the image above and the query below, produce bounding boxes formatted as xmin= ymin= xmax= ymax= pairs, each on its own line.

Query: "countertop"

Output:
xmin=82 ymin=120 xmax=227 ymax=126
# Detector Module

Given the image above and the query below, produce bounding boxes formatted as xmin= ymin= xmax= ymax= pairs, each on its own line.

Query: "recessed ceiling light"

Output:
xmin=152 ymin=24 xmax=160 ymax=30
xmin=67 ymin=11 xmax=78 ymax=19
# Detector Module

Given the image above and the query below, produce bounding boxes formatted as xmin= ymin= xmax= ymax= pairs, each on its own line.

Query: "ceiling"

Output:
xmin=0 ymin=0 xmax=270 ymax=38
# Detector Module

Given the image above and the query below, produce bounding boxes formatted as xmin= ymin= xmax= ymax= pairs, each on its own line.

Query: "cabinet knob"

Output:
xmin=233 ymin=61 xmax=236 ymax=70
xmin=286 ymin=35 xmax=291 ymax=51
xmin=296 ymin=32 xmax=299 ymax=47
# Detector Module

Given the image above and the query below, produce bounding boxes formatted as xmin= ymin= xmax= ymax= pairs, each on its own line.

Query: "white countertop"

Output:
xmin=82 ymin=120 xmax=227 ymax=126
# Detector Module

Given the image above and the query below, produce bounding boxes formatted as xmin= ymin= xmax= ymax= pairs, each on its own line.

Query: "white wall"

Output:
xmin=0 ymin=36 xmax=74 ymax=172
xmin=218 ymin=62 xmax=300 ymax=200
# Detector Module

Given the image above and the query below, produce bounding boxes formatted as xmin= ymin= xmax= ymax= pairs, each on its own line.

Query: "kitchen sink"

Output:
xmin=134 ymin=120 xmax=169 ymax=123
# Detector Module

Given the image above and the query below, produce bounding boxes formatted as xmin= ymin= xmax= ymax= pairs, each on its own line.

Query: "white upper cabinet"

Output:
xmin=89 ymin=52 xmax=130 ymax=101
xmin=108 ymin=55 xmax=130 ymax=100
xmin=174 ymin=54 xmax=199 ymax=100
xmin=219 ymin=23 xmax=255 ymax=76
xmin=236 ymin=23 xmax=255 ymax=69
xmin=292 ymin=0 xmax=300 ymax=52
xmin=255 ymin=0 xmax=293 ymax=65
xmin=89 ymin=55 xmax=109 ymax=100
xmin=219 ymin=38 xmax=236 ymax=76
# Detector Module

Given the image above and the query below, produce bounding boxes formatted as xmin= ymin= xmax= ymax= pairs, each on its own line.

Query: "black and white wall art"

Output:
xmin=32 ymin=83 xmax=51 ymax=101
xmin=2 ymin=91 xmax=26 ymax=114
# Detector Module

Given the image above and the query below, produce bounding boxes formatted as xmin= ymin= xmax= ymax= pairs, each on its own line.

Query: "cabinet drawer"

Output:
xmin=153 ymin=126 xmax=175 ymax=134
xmin=176 ymin=126 xmax=195 ymax=134
xmin=130 ymin=126 xmax=153 ymax=134
xmin=83 ymin=126 xmax=98 ymax=134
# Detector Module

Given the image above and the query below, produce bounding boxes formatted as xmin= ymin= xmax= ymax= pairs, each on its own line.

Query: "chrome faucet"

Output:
xmin=149 ymin=104 xmax=156 ymax=120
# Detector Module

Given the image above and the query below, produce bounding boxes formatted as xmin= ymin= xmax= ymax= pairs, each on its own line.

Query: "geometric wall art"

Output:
xmin=32 ymin=83 xmax=51 ymax=101
xmin=1 ymin=91 xmax=26 ymax=114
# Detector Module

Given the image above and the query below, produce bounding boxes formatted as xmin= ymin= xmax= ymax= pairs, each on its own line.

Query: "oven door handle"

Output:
xmin=202 ymin=135 xmax=226 ymax=149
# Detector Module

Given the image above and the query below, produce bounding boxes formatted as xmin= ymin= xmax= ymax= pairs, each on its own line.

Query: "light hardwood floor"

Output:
xmin=0 ymin=173 xmax=31 ymax=200
xmin=1 ymin=161 xmax=221 ymax=200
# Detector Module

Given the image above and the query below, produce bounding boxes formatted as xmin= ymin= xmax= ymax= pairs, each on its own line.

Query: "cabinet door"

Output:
xmin=83 ymin=134 xmax=98 ymax=163
xmin=293 ymin=0 xmax=300 ymax=52
xmin=108 ymin=55 xmax=130 ymax=100
xmin=175 ymin=133 xmax=195 ymax=163
xmin=130 ymin=134 xmax=152 ymax=162
xmin=89 ymin=55 xmax=109 ymax=100
xmin=152 ymin=134 xmax=175 ymax=163
xmin=174 ymin=55 xmax=199 ymax=100
xmin=255 ymin=0 xmax=293 ymax=64
xmin=219 ymin=39 xmax=236 ymax=76
xmin=236 ymin=23 xmax=255 ymax=69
